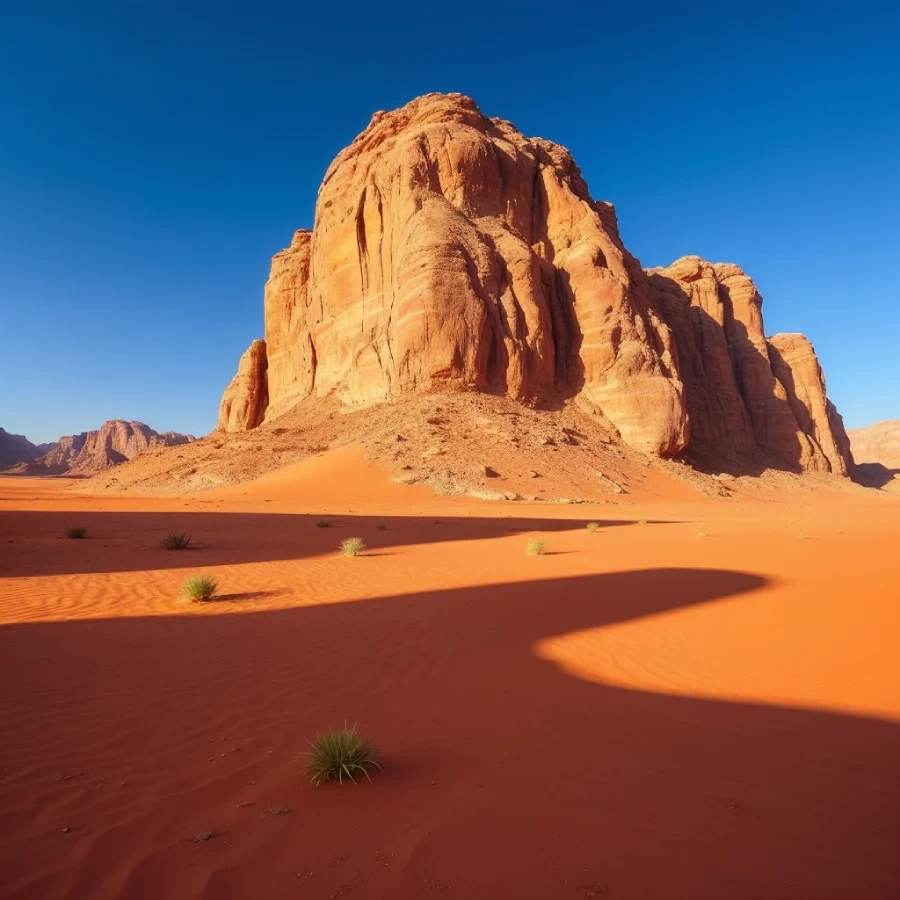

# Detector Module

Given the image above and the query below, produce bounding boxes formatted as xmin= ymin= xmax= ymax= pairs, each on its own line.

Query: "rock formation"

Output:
xmin=0 ymin=428 xmax=56 ymax=471
xmin=647 ymin=258 xmax=852 ymax=474
xmin=17 ymin=420 xmax=194 ymax=475
xmin=217 ymin=340 xmax=268 ymax=432
xmin=848 ymin=420 xmax=900 ymax=469
xmin=219 ymin=92 xmax=851 ymax=475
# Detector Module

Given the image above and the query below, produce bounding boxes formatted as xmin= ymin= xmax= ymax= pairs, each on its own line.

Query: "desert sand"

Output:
xmin=1 ymin=447 xmax=898 ymax=899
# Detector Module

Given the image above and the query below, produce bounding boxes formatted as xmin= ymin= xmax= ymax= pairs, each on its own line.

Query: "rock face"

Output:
xmin=19 ymin=421 xmax=194 ymax=475
xmin=220 ymin=92 xmax=850 ymax=475
xmin=848 ymin=420 xmax=900 ymax=469
xmin=0 ymin=428 xmax=56 ymax=471
xmin=217 ymin=340 xmax=268 ymax=432
xmin=647 ymin=258 xmax=852 ymax=474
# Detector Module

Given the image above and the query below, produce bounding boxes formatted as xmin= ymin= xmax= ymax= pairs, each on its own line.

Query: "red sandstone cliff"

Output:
xmin=218 ymin=93 xmax=851 ymax=476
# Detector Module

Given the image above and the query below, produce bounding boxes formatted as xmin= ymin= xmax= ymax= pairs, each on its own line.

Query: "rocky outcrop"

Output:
xmin=223 ymin=92 xmax=686 ymax=455
xmin=767 ymin=334 xmax=852 ymax=475
xmin=217 ymin=340 xmax=268 ymax=432
xmin=848 ymin=420 xmax=900 ymax=469
xmin=647 ymin=258 xmax=852 ymax=474
xmin=221 ymin=92 xmax=850 ymax=476
xmin=0 ymin=428 xmax=56 ymax=471
xmin=17 ymin=421 xmax=194 ymax=475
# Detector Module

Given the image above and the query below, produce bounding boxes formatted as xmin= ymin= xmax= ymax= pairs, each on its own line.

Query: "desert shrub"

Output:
xmin=376 ymin=524 xmax=387 ymax=531
xmin=340 ymin=537 xmax=366 ymax=557
xmin=638 ymin=519 xmax=648 ymax=526
xmin=316 ymin=520 xmax=331 ymax=528
xmin=182 ymin=574 xmax=217 ymax=602
xmin=305 ymin=724 xmax=381 ymax=785
xmin=697 ymin=527 xmax=708 ymax=538
xmin=161 ymin=532 xmax=191 ymax=550
xmin=66 ymin=526 xmax=87 ymax=539
xmin=526 ymin=539 xmax=546 ymax=556
xmin=586 ymin=522 xmax=600 ymax=533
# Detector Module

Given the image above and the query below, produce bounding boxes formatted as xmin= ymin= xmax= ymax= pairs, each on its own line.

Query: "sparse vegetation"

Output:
xmin=798 ymin=532 xmax=808 ymax=540
xmin=638 ymin=519 xmax=648 ymax=526
xmin=305 ymin=724 xmax=381 ymax=786
xmin=697 ymin=527 xmax=708 ymax=538
xmin=340 ymin=537 xmax=366 ymax=557
xmin=65 ymin=526 xmax=87 ymax=539
xmin=161 ymin=532 xmax=191 ymax=550
xmin=586 ymin=522 xmax=600 ymax=533
xmin=526 ymin=539 xmax=546 ymax=556
xmin=316 ymin=520 xmax=332 ymax=528
xmin=182 ymin=574 xmax=217 ymax=602
xmin=376 ymin=524 xmax=387 ymax=531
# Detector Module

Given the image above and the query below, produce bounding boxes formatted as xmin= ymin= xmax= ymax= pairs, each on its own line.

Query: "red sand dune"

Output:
xmin=1 ymin=449 xmax=898 ymax=899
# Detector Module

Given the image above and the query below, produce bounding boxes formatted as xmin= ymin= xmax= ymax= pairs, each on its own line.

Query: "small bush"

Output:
xmin=161 ymin=532 xmax=191 ymax=550
xmin=305 ymin=724 xmax=381 ymax=786
xmin=638 ymin=519 xmax=648 ymax=527
xmin=586 ymin=522 xmax=600 ymax=533
xmin=340 ymin=537 xmax=366 ymax=557
xmin=66 ymin=526 xmax=87 ymax=539
xmin=526 ymin=539 xmax=546 ymax=556
xmin=316 ymin=520 xmax=331 ymax=528
xmin=697 ymin=527 xmax=708 ymax=538
xmin=798 ymin=532 xmax=808 ymax=540
xmin=182 ymin=574 xmax=217 ymax=602
xmin=376 ymin=524 xmax=387 ymax=531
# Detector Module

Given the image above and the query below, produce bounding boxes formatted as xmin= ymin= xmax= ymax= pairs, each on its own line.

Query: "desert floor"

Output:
xmin=1 ymin=447 xmax=898 ymax=899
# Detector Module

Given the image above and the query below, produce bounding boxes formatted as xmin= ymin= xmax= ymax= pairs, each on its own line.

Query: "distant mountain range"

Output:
xmin=0 ymin=420 xmax=194 ymax=475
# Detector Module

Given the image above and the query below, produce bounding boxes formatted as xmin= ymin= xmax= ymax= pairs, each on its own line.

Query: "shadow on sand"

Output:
xmin=1 ymin=567 xmax=897 ymax=898
xmin=0 ymin=510 xmax=678 ymax=578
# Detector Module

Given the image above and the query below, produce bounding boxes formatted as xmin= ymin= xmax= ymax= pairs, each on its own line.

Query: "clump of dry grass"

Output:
xmin=340 ymin=537 xmax=366 ymax=557
xmin=316 ymin=520 xmax=331 ymax=528
xmin=66 ymin=526 xmax=87 ymax=539
xmin=526 ymin=539 xmax=546 ymax=556
xmin=182 ymin=574 xmax=217 ymax=602
xmin=586 ymin=522 xmax=600 ymax=533
xmin=161 ymin=532 xmax=191 ymax=550
xmin=305 ymin=724 xmax=381 ymax=785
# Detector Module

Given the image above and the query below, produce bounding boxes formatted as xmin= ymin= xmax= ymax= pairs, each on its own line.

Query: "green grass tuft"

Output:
xmin=316 ymin=520 xmax=331 ymax=528
xmin=161 ymin=532 xmax=191 ymax=550
xmin=340 ymin=537 xmax=366 ymax=557
xmin=305 ymin=724 xmax=381 ymax=786
xmin=586 ymin=522 xmax=600 ymax=533
xmin=182 ymin=574 xmax=217 ymax=602
xmin=65 ymin=526 xmax=87 ymax=539
xmin=526 ymin=539 xmax=546 ymax=556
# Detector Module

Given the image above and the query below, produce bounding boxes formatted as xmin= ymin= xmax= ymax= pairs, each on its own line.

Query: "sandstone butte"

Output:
xmin=848 ymin=420 xmax=900 ymax=470
xmin=12 ymin=420 xmax=194 ymax=476
xmin=217 ymin=92 xmax=852 ymax=476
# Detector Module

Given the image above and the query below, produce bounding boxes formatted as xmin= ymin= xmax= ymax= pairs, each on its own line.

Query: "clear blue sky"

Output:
xmin=1 ymin=1 xmax=897 ymax=443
